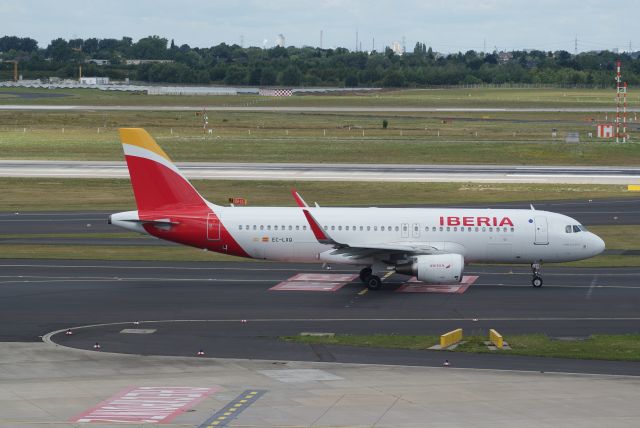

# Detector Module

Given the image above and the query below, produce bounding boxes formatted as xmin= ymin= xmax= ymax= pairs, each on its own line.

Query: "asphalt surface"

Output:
xmin=2 ymin=259 xmax=639 ymax=376
xmin=1 ymin=104 xmax=640 ymax=112
xmin=2 ymin=160 xmax=640 ymax=184
xmin=2 ymin=197 xmax=639 ymax=239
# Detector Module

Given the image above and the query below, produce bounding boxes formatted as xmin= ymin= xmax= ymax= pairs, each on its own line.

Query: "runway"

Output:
xmin=1 ymin=104 xmax=640 ymax=113
xmin=2 ymin=259 xmax=639 ymax=375
xmin=2 ymin=160 xmax=640 ymax=184
xmin=2 ymin=198 xmax=639 ymax=242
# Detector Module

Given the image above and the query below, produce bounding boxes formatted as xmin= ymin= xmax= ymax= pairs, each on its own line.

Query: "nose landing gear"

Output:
xmin=531 ymin=262 xmax=543 ymax=287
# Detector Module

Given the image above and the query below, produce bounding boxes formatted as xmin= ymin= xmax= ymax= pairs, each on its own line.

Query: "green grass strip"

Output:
xmin=283 ymin=334 xmax=640 ymax=362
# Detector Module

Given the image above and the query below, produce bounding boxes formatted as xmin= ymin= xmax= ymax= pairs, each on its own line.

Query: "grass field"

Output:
xmin=282 ymin=334 xmax=640 ymax=362
xmin=0 ymin=177 xmax=632 ymax=211
xmin=1 ymin=110 xmax=638 ymax=164
xmin=1 ymin=87 xmax=639 ymax=108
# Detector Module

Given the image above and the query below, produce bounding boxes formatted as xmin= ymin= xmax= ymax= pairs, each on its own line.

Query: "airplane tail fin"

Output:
xmin=119 ymin=128 xmax=211 ymax=213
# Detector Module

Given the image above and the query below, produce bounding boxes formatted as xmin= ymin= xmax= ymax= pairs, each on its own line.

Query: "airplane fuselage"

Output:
xmin=111 ymin=206 xmax=604 ymax=265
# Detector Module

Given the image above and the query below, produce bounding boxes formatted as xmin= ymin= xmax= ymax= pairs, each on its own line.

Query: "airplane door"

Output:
xmin=401 ymin=223 xmax=409 ymax=238
xmin=412 ymin=223 xmax=421 ymax=238
xmin=534 ymin=216 xmax=548 ymax=245
xmin=207 ymin=213 xmax=221 ymax=240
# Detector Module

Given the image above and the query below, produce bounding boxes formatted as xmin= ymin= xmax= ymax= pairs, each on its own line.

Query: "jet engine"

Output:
xmin=395 ymin=254 xmax=464 ymax=283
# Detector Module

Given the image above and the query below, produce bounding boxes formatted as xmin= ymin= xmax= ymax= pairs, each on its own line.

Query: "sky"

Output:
xmin=1 ymin=0 xmax=638 ymax=53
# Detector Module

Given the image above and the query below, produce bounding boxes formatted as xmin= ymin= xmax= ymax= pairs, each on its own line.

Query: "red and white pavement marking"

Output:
xmin=71 ymin=386 xmax=219 ymax=424
xmin=270 ymin=273 xmax=358 ymax=292
xmin=396 ymin=275 xmax=479 ymax=294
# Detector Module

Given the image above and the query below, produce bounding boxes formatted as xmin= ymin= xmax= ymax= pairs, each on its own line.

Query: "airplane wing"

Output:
xmin=302 ymin=209 xmax=439 ymax=259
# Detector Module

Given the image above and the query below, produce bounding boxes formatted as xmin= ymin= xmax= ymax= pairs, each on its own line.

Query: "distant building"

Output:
xmin=276 ymin=34 xmax=285 ymax=48
xmin=125 ymin=59 xmax=174 ymax=65
xmin=80 ymin=77 xmax=109 ymax=85
xmin=86 ymin=59 xmax=110 ymax=66
xmin=497 ymin=51 xmax=513 ymax=63
xmin=391 ymin=41 xmax=404 ymax=55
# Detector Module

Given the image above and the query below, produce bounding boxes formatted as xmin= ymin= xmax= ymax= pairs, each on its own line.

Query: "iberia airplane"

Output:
xmin=109 ymin=128 xmax=605 ymax=289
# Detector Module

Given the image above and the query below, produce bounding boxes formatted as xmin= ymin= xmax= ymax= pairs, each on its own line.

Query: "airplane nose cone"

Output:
xmin=591 ymin=234 xmax=605 ymax=256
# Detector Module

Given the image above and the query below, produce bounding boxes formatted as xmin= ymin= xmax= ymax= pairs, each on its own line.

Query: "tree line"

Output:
xmin=1 ymin=35 xmax=638 ymax=87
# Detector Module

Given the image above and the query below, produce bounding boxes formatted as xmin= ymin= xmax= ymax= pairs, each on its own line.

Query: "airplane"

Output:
xmin=109 ymin=128 xmax=606 ymax=290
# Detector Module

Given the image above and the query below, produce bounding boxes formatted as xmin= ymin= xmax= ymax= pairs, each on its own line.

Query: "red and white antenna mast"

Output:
xmin=615 ymin=60 xmax=628 ymax=143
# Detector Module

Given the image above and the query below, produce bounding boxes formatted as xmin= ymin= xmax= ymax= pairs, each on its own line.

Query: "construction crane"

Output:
xmin=1 ymin=60 xmax=19 ymax=82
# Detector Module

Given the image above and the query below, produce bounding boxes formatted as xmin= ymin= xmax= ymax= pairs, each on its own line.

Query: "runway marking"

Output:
xmin=71 ymin=386 xmax=218 ymax=424
xmin=198 ymin=390 xmax=266 ymax=428
xmin=586 ymin=276 xmax=598 ymax=299
xmin=3 ymin=275 xmax=640 ymax=290
xmin=270 ymin=281 xmax=346 ymax=291
xmin=270 ymin=273 xmax=358 ymax=291
xmin=397 ymin=275 xmax=478 ymax=293
xmin=44 ymin=316 xmax=640 ymax=344
xmin=4 ymin=262 xmax=639 ymax=277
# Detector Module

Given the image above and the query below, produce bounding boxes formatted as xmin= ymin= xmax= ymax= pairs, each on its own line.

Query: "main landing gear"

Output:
xmin=359 ymin=267 xmax=382 ymax=290
xmin=531 ymin=262 xmax=543 ymax=288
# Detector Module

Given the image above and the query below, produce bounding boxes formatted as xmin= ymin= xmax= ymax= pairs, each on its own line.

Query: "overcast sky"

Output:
xmin=1 ymin=0 xmax=638 ymax=53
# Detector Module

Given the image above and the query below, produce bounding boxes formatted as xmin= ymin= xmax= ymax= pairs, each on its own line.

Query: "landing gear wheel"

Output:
xmin=532 ymin=276 xmax=543 ymax=288
xmin=359 ymin=267 xmax=372 ymax=283
xmin=366 ymin=275 xmax=382 ymax=290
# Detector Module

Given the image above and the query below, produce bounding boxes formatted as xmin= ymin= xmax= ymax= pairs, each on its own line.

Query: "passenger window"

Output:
xmin=360 ymin=226 xmax=364 ymax=231
xmin=433 ymin=227 xmax=436 ymax=232
xmin=288 ymin=225 xmax=292 ymax=231
xmin=482 ymin=227 xmax=486 ymax=232
xmin=475 ymin=227 xmax=479 ymax=232
xmin=439 ymin=227 xmax=443 ymax=232
xmin=253 ymin=225 xmax=257 ymax=230
xmin=274 ymin=225 xmax=278 ymax=230
xmin=381 ymin=226 xmax=385 ymax=231
xmin=267 ymin=225 xmax=271 ymax=230
xmin=446 ymin=227 xmax=450 ymax=232
xmin=367 ymin=226 xmax=371 ymax=231
xmin=260 ymin=225 xmax=264 ymax=230
xmin=489 ymin=227 xmax=493 ymax=232
xmin=396 ymin=226 xmax=400 ymax=232
xmin=331 ymin=226 xmax=335 ymax=231
xmin=453 ymin=227 xmax=457 ymax=231
xmin=338 ymin=226 xmax=342 ymax=231
xmin=303 ymin=226 xmax=307 ymax=230
xmin=323 ymin=225 xmax=328 ymax=230
xmin=565 ymin=225 xmax=572 ymax=233
xmin=239 ymin=225 xmax=242 ymax=230
xmin=374 ymin=226 xmax=378 ymax=231
xmin=246 ymin=225 xmax=249 ymax=230
xmin=510 ymin=227 xmax=514 ymax=232
xmin=296 ymin=225 xmax=300 ymax=230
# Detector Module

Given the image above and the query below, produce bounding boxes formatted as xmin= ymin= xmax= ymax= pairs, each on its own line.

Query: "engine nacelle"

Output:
xmin=395 ymin=254 xmax=464 ymax=283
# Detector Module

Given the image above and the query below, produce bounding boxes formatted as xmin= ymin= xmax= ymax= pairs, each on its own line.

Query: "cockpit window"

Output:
xmin=578 ymin=225 xmax=588 ymax=231
xmin=573 ymin=225 xmax=581 ymax=233
xmin=565 ymin=225 xmax=572 ymax=233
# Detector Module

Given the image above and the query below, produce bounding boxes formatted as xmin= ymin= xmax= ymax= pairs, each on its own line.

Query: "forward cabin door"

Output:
xmin=534 ymin=216 xmax=548 ymax=245
xmin=207 ymin=213 xmax=221 ymax=240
